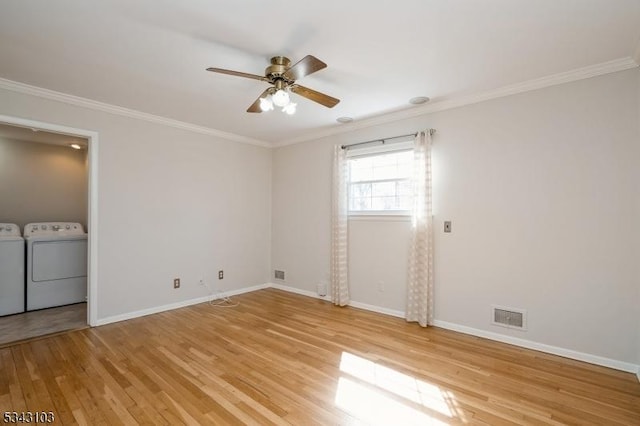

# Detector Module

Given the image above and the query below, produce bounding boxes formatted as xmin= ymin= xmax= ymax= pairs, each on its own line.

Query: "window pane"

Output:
xmin=398 ymin=195 xmax=412 ymax=210
xmin=349 ymin=157 xmax=373 ymax=182
xmin=350 ymin=165 xmax=373 ymax=182
xmin=374 ymin=165 xmax=398 ymax=180
xmin=372 ymin=181 xmax=395 ymax=197
xmin=398 ymin=180 xmax=412 ymax=196
xmin=371 ymin=196 xmax=398 ymax=210
xmin=375 ymin=154 xmax=396 ymax=166
xmin=350 ymin=197 xmax=371 ymax=210
xmin=348 ymin=149 xmax=414 ymax=213
xmin=350 ymin=182 xmax=371 ymax=198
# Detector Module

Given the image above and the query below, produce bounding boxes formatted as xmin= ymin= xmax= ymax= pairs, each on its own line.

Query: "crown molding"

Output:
xmin=274 ymin=57 xmax=639 ymax=147
xmin=2 ymin=56 xmax=637 ymax=150
xmin=0 ymin=78 xmax=271 ymax=148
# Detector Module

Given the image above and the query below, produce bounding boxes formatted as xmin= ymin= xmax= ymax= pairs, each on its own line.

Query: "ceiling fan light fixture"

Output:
xmin=259 ymin=96 xmax=274 ymax=111
xmin=282 ymin=102 xmax=297 ymax=115
xmin=272 ymin=89 xmax=290 ymax=107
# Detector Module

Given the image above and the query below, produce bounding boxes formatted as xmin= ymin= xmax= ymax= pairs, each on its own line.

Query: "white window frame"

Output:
xmin=346 ymin=140 xmax=414 ymax=217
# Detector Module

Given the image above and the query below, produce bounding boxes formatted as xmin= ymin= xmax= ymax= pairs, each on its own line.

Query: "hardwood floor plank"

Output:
xmin=122 ymin=385 xmax=170 ymax=426
xmin=32 ymin=340 xmax=75 ymax=423
xmin=10 ymin=345 xmax=39 ymax=410
xmin=0 ymin=348 xmax=13 ymax=396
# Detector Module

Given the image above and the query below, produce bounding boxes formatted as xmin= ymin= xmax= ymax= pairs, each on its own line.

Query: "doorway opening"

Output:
xmin=0 ymin=114 xmax=98 ymax=345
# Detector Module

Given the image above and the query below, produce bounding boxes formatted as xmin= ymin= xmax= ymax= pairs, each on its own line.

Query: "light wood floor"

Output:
xmin=1 ymin=289 xmax=638 ymax=425
xmin=0 ymin=303 xmax=87 ymax=347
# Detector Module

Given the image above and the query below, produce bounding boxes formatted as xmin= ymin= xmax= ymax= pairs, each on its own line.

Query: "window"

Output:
xmin=348 ymin=149 xmax=413 ymax=214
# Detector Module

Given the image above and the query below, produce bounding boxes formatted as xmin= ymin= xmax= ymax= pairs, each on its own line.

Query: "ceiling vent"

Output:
xmin=492 ymin=305 xmax=527 ymax=330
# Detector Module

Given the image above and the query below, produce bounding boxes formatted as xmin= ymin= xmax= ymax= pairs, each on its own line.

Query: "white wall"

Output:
xmin=349 ymin=217 xmax=411 ymax=313
xmin=272 ymin=68 xmax=640 ymax=366
xmin=0 ymin=88 xmax=272 ymax=321
xmin=0 ymin=137 xmax=88 ymax=229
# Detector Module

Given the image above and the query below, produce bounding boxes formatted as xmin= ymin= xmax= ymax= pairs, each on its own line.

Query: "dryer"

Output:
xmin=24 ymin=222 xmax=87 ymax=311
xmin=0 ymin=223 xmax=25 ymax=316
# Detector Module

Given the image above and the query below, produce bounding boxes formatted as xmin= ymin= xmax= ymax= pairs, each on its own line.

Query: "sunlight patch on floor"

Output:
xmin=336 ymin=351 xmax=464 ymax=423
xmin=335 ymin=377 xmax=450 ymax=425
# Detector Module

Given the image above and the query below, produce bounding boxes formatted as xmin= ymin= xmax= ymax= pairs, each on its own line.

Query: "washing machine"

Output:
xmin=24 ymin=222 xmax=88 ymax=311
xmin=0 ymin=223 xmax=25 ymax=316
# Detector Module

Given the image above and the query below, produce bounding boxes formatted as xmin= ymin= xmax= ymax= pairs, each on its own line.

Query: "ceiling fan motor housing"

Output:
xmin=266 ymin=56 xmax=292 ymax=83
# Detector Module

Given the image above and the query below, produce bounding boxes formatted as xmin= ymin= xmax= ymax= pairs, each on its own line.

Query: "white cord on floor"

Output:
xmin=209 ymin=296 xmax=239 ymax=308
xmin=202 ymin=280 xmax=239 ymax=308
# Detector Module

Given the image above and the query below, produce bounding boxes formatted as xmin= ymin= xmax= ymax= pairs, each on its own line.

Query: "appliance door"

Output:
xmin=32 ymin=239 xmax=87 ymax=281
xmin=26 ymin=235 xmax=88 ymax=311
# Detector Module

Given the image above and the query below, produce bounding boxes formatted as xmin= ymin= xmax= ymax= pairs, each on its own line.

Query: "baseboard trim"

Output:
xmin=269 ymin=282 xmax=331 ymax=301
xmin=95 ymin=283 xmax=270 ymax=326
xmin=96 ymin=295 xmax=212 ymax=326
xmin=217 ymin=283 xmax=271 ymax=299
xmin=433 ymin=320 xmax=639 ymax=374
xmin=347 ymin=300 xmax=405 ymax=319
xmin=269 ymin=282 xmax=405 ymax=319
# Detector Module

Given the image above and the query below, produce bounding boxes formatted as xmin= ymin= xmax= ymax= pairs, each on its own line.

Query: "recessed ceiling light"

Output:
xmin=409 ymin=96 xmax=430 ymax=105
xmin=336 ymin=117 xmax=353 ymax=123
xmin=70 ymin=144 xmax=82 ymax=150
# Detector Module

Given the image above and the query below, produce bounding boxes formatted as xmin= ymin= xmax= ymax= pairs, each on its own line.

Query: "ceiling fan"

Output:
xmin=206 ymin=55 xmax=340 ymax=114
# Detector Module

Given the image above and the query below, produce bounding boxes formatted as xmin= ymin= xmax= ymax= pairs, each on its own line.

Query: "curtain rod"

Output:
xmin=341 ymin=129 xmax=436 ymax=150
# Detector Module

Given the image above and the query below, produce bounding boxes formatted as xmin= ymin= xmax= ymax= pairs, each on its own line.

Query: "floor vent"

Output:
xmin=274 ymin=270 xmax=285 ymax=280
xmin=492 ymin=306 xmax=527 ymax=330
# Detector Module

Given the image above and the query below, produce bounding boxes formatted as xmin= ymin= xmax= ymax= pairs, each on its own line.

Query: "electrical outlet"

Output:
xmin=377 ymin=281 xmax=384 ymax=292
xmin=173 ymin=278 xmax=180 ymax=289
xmin=444 ymin=221 xmax=452 ymax=233
xmin=218 ymin=270 xmax=224 ymax=280
xmin=198 ymin=279 xmax=205 ymax=286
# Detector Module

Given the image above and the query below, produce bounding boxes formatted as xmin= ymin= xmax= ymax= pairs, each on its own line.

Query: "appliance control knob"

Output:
xmin=6 ymin=225 xmax=11 ymax=231
xmin=66 ymin=225 xmax=70 ymax=229
xmin=41 ymin=225 xmax=47 ymax=230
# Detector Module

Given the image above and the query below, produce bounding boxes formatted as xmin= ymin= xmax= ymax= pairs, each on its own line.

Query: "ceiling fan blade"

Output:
xmin=206 ymin=67 xmax=269 ymax=82
xmin=290 ymin=84 xmax=340 ymax=108
xmin=247 ymin=88 xmax=273 ymax=113
xmin=282 ymin=55 xmax=327 ymax=81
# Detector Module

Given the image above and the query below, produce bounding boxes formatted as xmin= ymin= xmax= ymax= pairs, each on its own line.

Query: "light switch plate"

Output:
xmin=444 ymin=221 xmax=452 ymax=233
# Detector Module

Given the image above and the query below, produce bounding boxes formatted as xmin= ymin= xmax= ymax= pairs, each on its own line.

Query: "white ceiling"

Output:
xmin=0 ymin=1 xmax=639 ymax=146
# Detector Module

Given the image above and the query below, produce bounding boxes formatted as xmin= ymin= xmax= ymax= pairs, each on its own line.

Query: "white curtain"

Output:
xmin=406 ymin=130 xmax=434 ymax=327
xmin=330 ymin=145 xmax=350 ymax=306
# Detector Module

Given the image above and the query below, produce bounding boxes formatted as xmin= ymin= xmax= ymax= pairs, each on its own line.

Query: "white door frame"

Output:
xmin=0 ymin=114 xmax=99 ymax=326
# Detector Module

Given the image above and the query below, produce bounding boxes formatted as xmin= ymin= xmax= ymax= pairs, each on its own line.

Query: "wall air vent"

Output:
xmin=491 ymin=305 xmax=527 ymax=330
xmin=274 ymin=270 xmax=285 ymax=280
